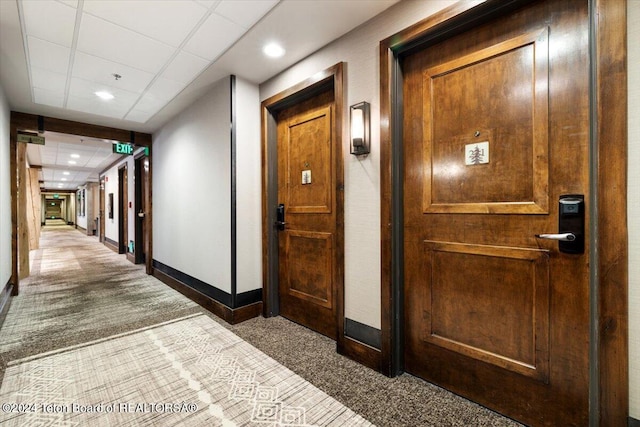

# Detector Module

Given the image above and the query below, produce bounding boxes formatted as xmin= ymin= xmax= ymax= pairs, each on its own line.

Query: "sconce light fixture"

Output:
xmin=350 ymin=101 xmax=370 ymax=155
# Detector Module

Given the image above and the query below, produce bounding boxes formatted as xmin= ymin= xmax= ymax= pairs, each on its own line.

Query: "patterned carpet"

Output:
xmin=0 ymin=225 xmax=520 ymax=426
xmin=0 ymin=314 xmax=370 ymax=426
xmin=0 ymin=226 xmax=200 ymax=363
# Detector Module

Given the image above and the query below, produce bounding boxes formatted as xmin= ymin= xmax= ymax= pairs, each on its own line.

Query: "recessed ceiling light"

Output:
xmin=95 ymin=91 xmax=114 ymax=100
xmin=263 ymin=42 xmax=285 ymax=58
xmin=70 ymin=154 xmax=80 ymax=158
xmin=63 ymin=171 xmax=70 ymax=175
xmin=61 ymin=178 xmax=67 ymax=181
xmin=68 ymin=160 xmax=76 ymax=165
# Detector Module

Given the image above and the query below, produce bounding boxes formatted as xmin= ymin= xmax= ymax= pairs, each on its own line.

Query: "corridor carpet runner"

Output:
xmin=0 ymin=313 xmax=373 ymax=426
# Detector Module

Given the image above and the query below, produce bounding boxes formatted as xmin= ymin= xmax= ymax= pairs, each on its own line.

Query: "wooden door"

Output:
xmin=276 ymin=88 xmax=337 ymax=339
xmin=134 ymin=155 xmax=149 ymax=265
xmin=99 ymin=179 xmax=105 ymax=242
xmin=402 ymin=1 xmax=589 ymax=425
xmin=118 ymin=166 xmax=128 ymax=254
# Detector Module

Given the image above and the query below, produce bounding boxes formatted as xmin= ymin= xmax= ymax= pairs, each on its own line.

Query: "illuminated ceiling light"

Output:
xmin=61 ymin=178 xmax=67 ymax=181
xmin=68 ymin=160 xmax=77 ymax=165
xmin=63 ymin=171 xmax=70 ymax=175
xmin=95 ymin=91 xmax=114 ymax=100
xmin=262 ymin=42 xmax=285 ymax=58
xmin=70 ymin=154 xmax=80 ymax=158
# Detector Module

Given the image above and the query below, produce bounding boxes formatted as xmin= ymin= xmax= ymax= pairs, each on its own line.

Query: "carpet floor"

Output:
xmin=0 ymin=225 xmax=521 ymax=426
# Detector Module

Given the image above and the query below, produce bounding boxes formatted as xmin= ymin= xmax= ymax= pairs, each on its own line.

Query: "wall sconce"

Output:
xmin=350 ymin=101 xmax=370 ymax=155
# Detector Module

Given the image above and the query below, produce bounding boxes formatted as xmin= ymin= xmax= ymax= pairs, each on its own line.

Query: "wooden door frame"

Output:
xmin=261 ymin=62 xmax=345 ymax=341
xmin=379 ymin=0 xmax=627 ymax=424
xmin=8 ymin=112 xmax=153 ymax=294
xmin=118 ymin=164 xmax=128 ymax=255
xmin=100 ymin=179 xmax=105 ymax=243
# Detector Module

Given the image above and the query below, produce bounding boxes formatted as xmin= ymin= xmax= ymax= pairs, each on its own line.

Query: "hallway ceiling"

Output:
xmin=0 ymin=0 xmax=398 ymax=133
xmin=1 ymin=0 xmax=398 ymax=192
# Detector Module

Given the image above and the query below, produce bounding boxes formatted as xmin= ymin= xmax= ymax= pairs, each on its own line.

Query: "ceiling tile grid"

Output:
xmin=18 ymin=0 xmax=279 ymax=124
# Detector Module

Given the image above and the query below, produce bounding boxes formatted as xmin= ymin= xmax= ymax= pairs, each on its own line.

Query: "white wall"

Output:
xmin=101 ymin=155 xmax=136 ymax=248
xmin=628 ymin=0 xmax=640 ymax=419
xmin=259 ymin=0 xmax=456 ymax=329
xmin=0 ymin=83 xmax=10 ymax=287
xmin=153 ymin=76 xmax=232 ymax=293
xmin=103 ymin=165 xmax=119 ymax=243
xmin=76 ymin=185 xmax=87 ymax=229
xmin=235 ymin=77 xmax=262 ymax=294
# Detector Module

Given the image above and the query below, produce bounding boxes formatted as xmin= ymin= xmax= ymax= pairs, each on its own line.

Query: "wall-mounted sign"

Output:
xmin=17 ymin=132 xmax=45 ymax=145
xmin=53 ymin=194 xmax=59 ymax=199
xmin=113 ymin=142 xmax=134 ymax=155
xmin=465 ymin=141 xmax=489 ymax=165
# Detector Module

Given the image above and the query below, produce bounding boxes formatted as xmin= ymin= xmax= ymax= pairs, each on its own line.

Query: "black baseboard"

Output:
xmin=0 ymin=280 xmax=13 ymax=329
xmin=345 ymin=318 xmax=381 ymax=349
xmin=630 ymin=417 xmax=640 ymax=427
xmin=152 ymin=259 xmax=262 ymax=324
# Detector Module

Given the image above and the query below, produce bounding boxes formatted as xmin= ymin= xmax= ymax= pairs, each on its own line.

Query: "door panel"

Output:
xmin=402 ymin=1 xmax=589 ymax=425
xmin=277 ymin=89 xmax=337 ymax=340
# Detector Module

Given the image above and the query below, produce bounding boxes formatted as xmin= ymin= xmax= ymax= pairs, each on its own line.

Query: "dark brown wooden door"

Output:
xmin=99 ymin=179 xmax=105 ymax=242
xmin=402 ymin=1 xmax=589 ymax=425
xmin=276 ymin=88 xmax=337 ymax=339
xmin=118 ymin=165 xmax=128 ymax=254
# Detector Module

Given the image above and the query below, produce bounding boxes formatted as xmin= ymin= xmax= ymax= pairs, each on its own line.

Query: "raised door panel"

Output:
xmin=423 ymin=29 xmax=549 ymax=214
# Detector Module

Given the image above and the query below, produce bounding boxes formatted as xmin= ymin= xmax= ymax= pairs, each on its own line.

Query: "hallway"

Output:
xmin=0 ymin=226 xmax=519 ymax=426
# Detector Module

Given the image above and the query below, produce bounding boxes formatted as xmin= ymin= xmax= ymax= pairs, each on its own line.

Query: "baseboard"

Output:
xmin=126 ymin=253 xmax=135 ymax=264
xmin=338 ymin=336 xmax=382 ymax=372
xmin=76 ymin=225 xmax=87 ymax=233
xmin=152 ymin=267 xmax=262 ymax=325
xmin=630 ymin=416 xmax=640 ymax=427
xmin=0 ymin=280 xmax=14 ymax=329
xmin=103 ymin=238 xmax=118 ymax=253
xmin=345 ymin=318 xmax=381 ymax=349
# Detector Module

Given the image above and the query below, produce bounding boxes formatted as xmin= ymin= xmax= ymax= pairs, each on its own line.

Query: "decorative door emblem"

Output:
xmin=465 ymin=141 xmax=489 ymax=165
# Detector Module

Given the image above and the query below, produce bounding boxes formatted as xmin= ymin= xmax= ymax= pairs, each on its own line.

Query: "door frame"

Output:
xmin=261 ymin=62 xmax=345 ymax=339
xmin=134 ymin=152 xmax=151 ymax=272
xmin=379 ymin=0 xmax=627 ymax=425
xmin=9 ymin=113 xmax=153 ymax=294
xmin=118 ymin=164 xmax=128 ymax=255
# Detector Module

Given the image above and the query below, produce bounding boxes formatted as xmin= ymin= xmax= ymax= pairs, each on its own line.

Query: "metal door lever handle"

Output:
xmin=535 ymin=232 xmax=576 ymax=242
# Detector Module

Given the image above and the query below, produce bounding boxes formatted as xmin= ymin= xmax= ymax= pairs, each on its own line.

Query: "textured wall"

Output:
xmin=259 ymin=0 xmax=456 ymax=329
xmin=628 ymin=0 xmax=639 ymax=419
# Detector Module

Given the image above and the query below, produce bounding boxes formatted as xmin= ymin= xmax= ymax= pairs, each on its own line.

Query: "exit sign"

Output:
xmin=113 ymin=142 xmax=134 ymax=155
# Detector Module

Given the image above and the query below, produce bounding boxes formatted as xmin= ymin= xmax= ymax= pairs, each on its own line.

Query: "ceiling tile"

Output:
xmin=31 ymin=67 xmax=66 ymax=93
xmin=161 ymin=50 xmax=209 ymax=85
xmin=125 ymin=109 xmax=154 ymax=123
xmin=68 ymin=76 xmax=140 ymax=104
xmin=58 ymin=1 xmax=78 ymax=8
xmin=183 ymin=13 xmax=244 ymax=61
xmin=144 ymin=77 xmax=185 ymax=101
xmin=27 ymin=36 xmax=70 ymax=74
xmin=22 ymin=0 xmax=76 ymax=47
xmin=33 ymin=87 xmax=64 ymax=108
xmin=77 ymin=13 xmax=175 ymax=74
xmin=72 ymin=51 xmax=155 ymax=94
xmin=196 ymin=0 xmax=221 ymax=9
xmin=83 ymin=0 xmax=208 ymax=48
xmin=132 ymin=93 xmax=166 ymax=114
xmin=214 ymin=0 xmax=278 ymax=29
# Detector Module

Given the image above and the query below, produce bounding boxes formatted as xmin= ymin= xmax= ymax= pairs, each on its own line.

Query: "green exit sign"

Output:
xmin=113 ymin=142 xmax=134 ymax=155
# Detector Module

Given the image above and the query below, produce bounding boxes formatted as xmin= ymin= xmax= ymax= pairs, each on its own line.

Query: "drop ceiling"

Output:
xmin=1 ymin=0 xmax=399 ymax=191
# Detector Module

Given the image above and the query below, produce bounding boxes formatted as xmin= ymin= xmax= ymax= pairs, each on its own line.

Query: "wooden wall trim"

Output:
xmin=9 ymin=111 xmax=153 ymax=296
xmin=153 ymin=268 xmax=262 ymax=325
xmin=379 ymin=0 xmax=628 ymax=423
xmin=103 ymin=238 xmax=119 ymax=254
xmin=594 ymin=0 xmax=628 ymax=424
xmin=10 ymin=112 xmax=152 ymax=146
